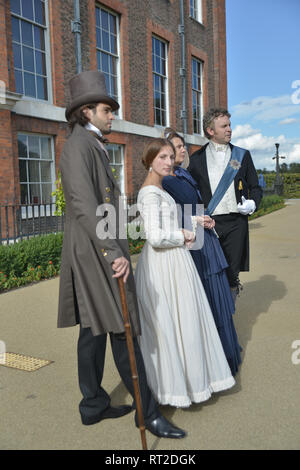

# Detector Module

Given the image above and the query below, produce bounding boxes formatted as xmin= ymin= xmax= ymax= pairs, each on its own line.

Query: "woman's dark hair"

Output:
xmin=163 ymin=127 xmax=185 ymax=146
xmin=142 ymin=138 xmax=175 ymax=170
xmin=68 ymin=103 xmax=98 ymax=130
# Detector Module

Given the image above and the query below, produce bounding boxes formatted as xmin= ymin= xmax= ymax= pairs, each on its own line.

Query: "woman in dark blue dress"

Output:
xmin=162 ymin=129 xmax=242 ymax=376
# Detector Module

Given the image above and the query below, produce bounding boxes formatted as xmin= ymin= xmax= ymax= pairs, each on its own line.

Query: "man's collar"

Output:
xmin=85 ymin=122 xmax=103 ymax=138
xmin=210 ymin=140 xmax=228 ymax=153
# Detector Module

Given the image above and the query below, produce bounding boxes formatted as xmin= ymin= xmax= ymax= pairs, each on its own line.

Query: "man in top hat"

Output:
xmin=188 ymin=108 xmax=263 ymax=302
xmin=57 ymin=70 xmax=185 ymax=439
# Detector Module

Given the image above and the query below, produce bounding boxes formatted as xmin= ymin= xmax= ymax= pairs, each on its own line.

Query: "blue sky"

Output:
xmin=226 ymin=0 xmax=300 ymax=169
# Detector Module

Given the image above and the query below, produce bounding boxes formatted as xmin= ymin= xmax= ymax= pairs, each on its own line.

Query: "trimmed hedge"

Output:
xmin=0 ymin=233 xmax=63 ymax=277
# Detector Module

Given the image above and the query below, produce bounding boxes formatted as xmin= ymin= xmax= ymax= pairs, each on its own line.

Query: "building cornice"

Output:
xmin=11 ymin=99 xmax=207 ymax=145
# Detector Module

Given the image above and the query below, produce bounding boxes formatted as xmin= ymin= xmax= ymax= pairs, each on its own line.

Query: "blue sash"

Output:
xmin=205 ymin=146 xmax=246 ymax=216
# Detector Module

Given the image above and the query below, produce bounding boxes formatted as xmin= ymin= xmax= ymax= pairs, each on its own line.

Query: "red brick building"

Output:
xmin=0 ymin=0 xmax=228 ymax=208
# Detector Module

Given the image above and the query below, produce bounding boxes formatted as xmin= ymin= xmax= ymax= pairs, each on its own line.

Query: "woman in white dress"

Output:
xmin=134 ymin=138 xmax=235 ymax=408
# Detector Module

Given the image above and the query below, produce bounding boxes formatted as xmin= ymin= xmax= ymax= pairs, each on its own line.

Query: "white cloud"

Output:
xmin=232 ymin=124 xmax=258 ymax=139
xmin=232 ymin=124 xmax=286 ymax=151
xmin=232 ymin=95 xmax=300 ymax=123
xmin=289 ymin=144 xmax=300 ymax=164
xmin=279 ymin=118 xmax=298 ymax=125
xmin=231 ymin=123 xmax=299 ymax=170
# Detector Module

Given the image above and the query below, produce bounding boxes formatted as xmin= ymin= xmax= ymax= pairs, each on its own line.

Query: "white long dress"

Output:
xmin=135 ymin=186 xmax=235 ymax=407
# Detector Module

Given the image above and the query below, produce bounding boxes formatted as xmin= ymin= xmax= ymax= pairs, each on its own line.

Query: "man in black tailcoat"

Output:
xmin=188 ymin=108 xmax=263 ymax=302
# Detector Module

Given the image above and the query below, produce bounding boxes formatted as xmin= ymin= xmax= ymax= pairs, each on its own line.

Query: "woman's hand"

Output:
xmin=182 ymin=229 xmax=195 ymax=248
xmin=195 ymin=215 xmax=215 ymax=230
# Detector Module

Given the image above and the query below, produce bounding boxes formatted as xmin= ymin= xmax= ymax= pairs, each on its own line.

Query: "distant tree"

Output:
xmin=289 ymin=163 xmax=300 ymax=173
xmin=280 ymin=163 xmax=288 ymax=173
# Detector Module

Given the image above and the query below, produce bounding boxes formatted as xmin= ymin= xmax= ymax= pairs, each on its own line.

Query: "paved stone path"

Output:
xmin=0 ymin=200 xmax=299 ymax=450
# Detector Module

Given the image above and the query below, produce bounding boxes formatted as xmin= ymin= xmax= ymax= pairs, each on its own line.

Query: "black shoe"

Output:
xmin=81 ymin=405 xmax=132 ymax=426
xmin=146 ymin=416 xmax=186 ymax=439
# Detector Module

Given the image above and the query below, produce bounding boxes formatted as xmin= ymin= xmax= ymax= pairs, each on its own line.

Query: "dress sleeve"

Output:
xmin=139 ymin=191 xmax=185 ymax=248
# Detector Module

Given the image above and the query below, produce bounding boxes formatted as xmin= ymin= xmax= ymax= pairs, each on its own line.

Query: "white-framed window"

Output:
xmin=10 ymin=0 xmax=51 ymax=101
xmin=190 ymin=0 xmax=203 ymax=23
xmin=18 ymin=133 xmax=56 ymax=209
xmin=152 ymin=36 xmax=169 ymax=127
xmin=95 ymin=4 xmax=121 ymax=116
xmin=107 ymin=144 xmax=124 ymax=193
xmin=191 ymin=57 xmax=203 ymax=135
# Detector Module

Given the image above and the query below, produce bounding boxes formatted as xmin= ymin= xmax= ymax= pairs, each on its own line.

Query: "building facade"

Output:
xmin=0 ymin=0 xmax=227 ymax=210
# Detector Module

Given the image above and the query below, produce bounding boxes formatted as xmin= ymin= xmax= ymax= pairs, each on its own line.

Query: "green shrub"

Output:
xmin=0 ymin=233 xmax=63 ymax=277
xmin=259 ymin=194 xmax=284 ymax=210
xmin=249 ymin=195 xmax=285 ymax=221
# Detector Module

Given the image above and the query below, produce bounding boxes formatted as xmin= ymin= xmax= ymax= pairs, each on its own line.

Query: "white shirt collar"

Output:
xmin=210 ymin=140 xmax=228 ymax=153
xmin=85 ymin=122 xmax=103 ymax=138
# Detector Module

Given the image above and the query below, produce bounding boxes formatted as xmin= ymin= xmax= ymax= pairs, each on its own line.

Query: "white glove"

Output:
xmin=237 ymin=196 xmax=256 ymax=215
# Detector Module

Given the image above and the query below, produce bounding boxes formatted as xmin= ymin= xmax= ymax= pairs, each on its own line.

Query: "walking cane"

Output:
xmin=117 ymin=277 xmax=148 ymax=450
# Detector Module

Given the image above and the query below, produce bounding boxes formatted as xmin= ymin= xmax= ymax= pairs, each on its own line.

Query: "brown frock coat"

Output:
xmin=57 ymin=124 xmax=141 ymax=337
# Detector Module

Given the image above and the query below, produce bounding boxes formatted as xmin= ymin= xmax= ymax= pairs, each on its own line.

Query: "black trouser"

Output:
xmin=77 ymin=325 xmax=159 ymax=426
xmin=213 ymin=213 xmax=248 ymax=288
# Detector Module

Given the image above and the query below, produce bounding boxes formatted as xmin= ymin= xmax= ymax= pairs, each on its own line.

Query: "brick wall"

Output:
xmin=0 ymin=0 xmax=228 ymax=204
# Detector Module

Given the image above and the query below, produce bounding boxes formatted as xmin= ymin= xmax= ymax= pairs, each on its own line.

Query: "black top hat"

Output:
xmin=65 ymin=70 xmax=120 ymax=121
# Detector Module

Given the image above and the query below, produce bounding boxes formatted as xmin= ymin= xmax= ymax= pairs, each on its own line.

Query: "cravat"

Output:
xmin=215 ymin=144 xmax=227 ymax=152
xmin=87 ymin=130 xmax=109 ymax=144
xmin=87 ymin=130 xmax=110 ymax=159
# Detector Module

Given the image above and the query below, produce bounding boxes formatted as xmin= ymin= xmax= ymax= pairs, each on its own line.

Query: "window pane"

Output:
xmin=24 ymin=71 xmax=36 ymax=97
xmin=19 ymin=160 xmax=27 ymax=182
xmin=18 ymin=135 xmax=28 ymax=157
xmin=13 ymin=43 xmax=22 ymax=69
xmin=28 ymin=135 xmax=40 ymax=158
xmin=113 ymin=148 xmax=122 ymax=164
xmin=109 ymin=14 xmax=116 ymax=35
xmin=35 ymin=50 xmax=46 ymax=75
xmin=22 ymin=0 xmax=34 ymax=21
xmin=40 ymin=161 xmax=51 ymax=182
xmin=14 ymin=69 xmax=24 ymax=94
xmin=11 ymin=17 xmax=20 ymax=42
xmin=20 ymin=184 xmax=29 ymax=204
xmin=41 ymin=183 xmax=52 ymax=203
xmin=96 ymin=28 xmax=101 ymax=48
xmin=110 ymin=34 xmax=116 ymax=54
xmin=155 ymin=107 xmax=160 ymax=125
xmin=40 ymin=137 xmax=51 ymax=159
xmin=102 ymin=31 xmax=110 ymax=51
xmin=10 ymin=0 xmax=21 ymax=15
xmin=101 ymin=51 xmax=109 ymax=73
xmin=23 ymin=46 xmax=35 ymax=71
xmin=21 ymin=21 xmax=33 ymax=46
xmin=34 ymin=26 xmax=45 ymax=51
xmin=29 ymin=184 xmax=40 ymax=204
xmin=28 ymin=160 xmax=40 ymax=182
xmin=97 ymin=50 xmax=101 ymax=70
xmin=34 ymin=0 xmax=45 ymax=25
xmin=36 ymin=75 xmax=47 ymax=100
xmin=101 ymin=10 xmax=109 ymax=31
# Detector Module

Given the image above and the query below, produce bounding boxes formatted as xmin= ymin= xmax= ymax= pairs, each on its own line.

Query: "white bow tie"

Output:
xmin=214 ymin=144 xmax=227 ymax=152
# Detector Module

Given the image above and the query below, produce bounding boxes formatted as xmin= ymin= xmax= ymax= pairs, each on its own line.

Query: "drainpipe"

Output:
xmin=71 ymin=0 xmax=82 ymax=74
xmin=179 ymin=0 xmax=187 ymax=141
